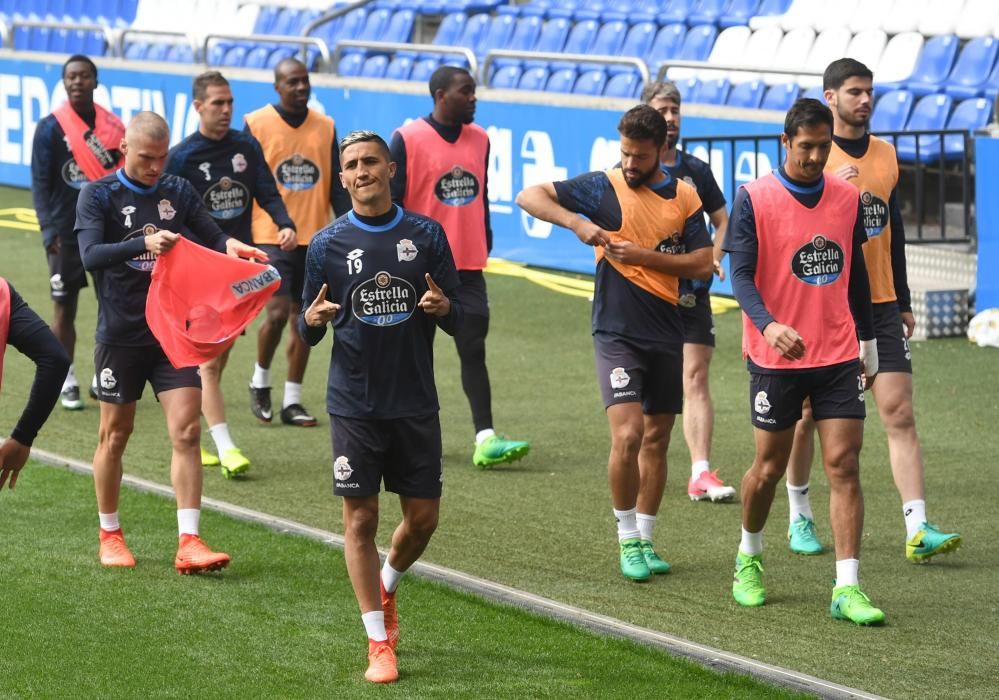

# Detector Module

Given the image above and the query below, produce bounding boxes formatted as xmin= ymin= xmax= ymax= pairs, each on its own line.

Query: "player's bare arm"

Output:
xmin=709 ymin=207 xmax=729 ymax=281
xmin=304 ymin=283 xmax=340 ymax=327
xmin=418 ymin=274 xmax=450 ymax=317
xmin=763 ymin=321 xmax=806 ymax=360
xmin=225 ymin=238 xmax=269 ymax=262
xmin=276 ymin=227 xmax=297 ymax=252
xmin=605 ymin=240 xmax=713 ymax=280
xmin=515 ymin=183 xmax=610 ymax=247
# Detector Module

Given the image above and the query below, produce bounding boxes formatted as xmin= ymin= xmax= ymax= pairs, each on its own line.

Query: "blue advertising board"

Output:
xmin=0 ymin=55 xmax=783 ymax=293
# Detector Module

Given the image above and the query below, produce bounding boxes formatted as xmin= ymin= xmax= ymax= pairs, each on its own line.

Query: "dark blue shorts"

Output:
xmin=873 ymin=301 xmax=913 ymax=374
xmin=259 ymin=244 xmax=307 ymax=303
xmin=749 ymin=360 xmax=866 ymax=432
xmin=679 ymin=289 xmax=715 ymax=347
xmin=93 ymin=343 xmax=200 ymax=404
xmin=594 ymin=332 xmax=683 ymax=415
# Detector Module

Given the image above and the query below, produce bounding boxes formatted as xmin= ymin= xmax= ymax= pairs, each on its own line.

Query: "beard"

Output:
xmin=623 ymin=163 xmax=660 ymax=188
xmin=666 ymin=130 xmax=679 ymax=150
xmin=837 ymin=106 xmax=869 ymax=129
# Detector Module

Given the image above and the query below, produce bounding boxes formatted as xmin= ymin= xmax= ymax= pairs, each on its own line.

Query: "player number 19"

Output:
xmin=347 ymin=258 xmax=363 ymax=275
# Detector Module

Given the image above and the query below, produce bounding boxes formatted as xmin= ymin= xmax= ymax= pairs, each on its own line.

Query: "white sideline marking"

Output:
xmin=31 ymin=447 xmax=884 ymax=700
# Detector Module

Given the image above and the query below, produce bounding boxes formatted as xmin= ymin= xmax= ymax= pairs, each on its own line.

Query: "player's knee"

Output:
xmin=170 ymin=419 xmax=201 ymax=451
xmin=824 ymin=449 xmax=860 ymax=480
xmin=345 ymin=505 xmax=379 ymax=539
xmin=264 ymin=298 xmax=291 ymax=327
xmin=683 ymin=363 xmax=709 ymax=395
xmin=99 ymin=423 xmax=133 ymax=456
xmin=752 ymin=458 xmax=787 ymax=485
xmin=641 ymin=424 xmax=670 ymax=454
xmin=406 ymin=509 xmax=439 ymax=541
xmin=880 ymin=399 xmax=915 ymax=432
xmin=611 ymin=422 xmax=643 ymax=455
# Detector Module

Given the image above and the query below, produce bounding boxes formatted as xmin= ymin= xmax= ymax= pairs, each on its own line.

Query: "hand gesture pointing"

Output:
xmin=418 ymin=273 xmax=450 ymax=317
xmin=304 ymin=284 xmax=341 ymax=327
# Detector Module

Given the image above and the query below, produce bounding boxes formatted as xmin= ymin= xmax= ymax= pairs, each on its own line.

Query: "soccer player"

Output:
xmin=390 ymin=66 xmax=530 ymax=469
xmin=641 ymin=80 xmax=737 ymax=504
xmin=1 ymin=277 xmax=71 ymax=490
xmin=516 ymin=105 xmax=713 ymax=582
xmin=724 ymin=98 xmax=885 ymax=625
xmin=31 ymin=54 xmax=124 ymax=410
xmin=782 ymin=59 xmax=961 ymax=562
xmin=76 ymin=112 xmax=266 ymax=572
xmin=244 ymin=58 xmax=349 ymax=428
xmin=299 ymin=131 xmax=462 ymax=683
xmin=165 ymin=70 xmax=296 ymax=478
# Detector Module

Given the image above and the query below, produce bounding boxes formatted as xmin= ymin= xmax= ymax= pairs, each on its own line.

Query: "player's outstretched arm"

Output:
xmin=516 ymin=183 xmax=610 ymax=247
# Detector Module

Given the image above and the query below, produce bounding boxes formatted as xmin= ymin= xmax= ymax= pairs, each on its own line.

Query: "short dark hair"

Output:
xmin=823 ymin=57 xmax=874 ymax=91
xmin=339 ymin=130 xmax=391 ymax=159
xmin=784 ymin=98 xmax=834 ymax=139
xmin=429 ymin=65 xmax=470 ymax=99
xmin=63 ymin=54 xmax=97 ymax=79
xmin=192 ymin=71 xmax=229 ymax=101
xmin=617 ymin=104 xmax=667 ymax=149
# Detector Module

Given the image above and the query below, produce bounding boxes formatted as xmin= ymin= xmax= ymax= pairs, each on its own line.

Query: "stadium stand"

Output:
xmin=896 ymin=93 xmax=954 ymax=163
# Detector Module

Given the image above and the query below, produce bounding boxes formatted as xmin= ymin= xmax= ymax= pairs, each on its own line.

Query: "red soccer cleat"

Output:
xmin=99 ymin=528 xmax=136 ymax=568
xmin=174 ymin=534 xmax=230 ymax=575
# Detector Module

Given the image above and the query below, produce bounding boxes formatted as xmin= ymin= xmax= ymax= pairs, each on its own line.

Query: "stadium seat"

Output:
xmin=675 ymin=76 xmax=700 ymax=103
xmin=901 ymin=34 xmax=960 ymax=97
xmin=588 ymin=17 xmax=627 ymax=58
xmin=519 ymin=65 xmax=550 ymax=90
xmin=720 ymin=0 xmax=761 ymax=28
xmin=943 ymin=36 xmax=999 ymax=100
xmin=918 ymin=0 xmax=964 ymax=37
xmin=983 ymin=57 xmax=999 ymax=100
xmin=253 ymin=4 xmax=280 ymax=34
xmin=748 ymin=0 xmax=809 ymax=31
xmin=896 ymin=93 xmax=953 ymax=163
xmin=726 ymin=79 xmax=766 ymax=108
xmin=661 ymin=0 xmax=696 ymax=26
xmin=123 ymin=41 xmax=147 ymax=61
xmin=410 ymin=57 xmax=440 ymax=82
xmin=337 ymin=52 xmax=365 ymax=77
xmin=843 ymin=29 xmax=888 ymax=76
xmin=610 ymin=21 xmax=656 ymax=76
xmin=166 ymin=43 xmax=192 ymax=64
xmin=243 ymin=46 xmax=271 ymax=69
xmin=454 ymin=12 xmax=491 ymax=50
xmin=800 ymin=85 xmax=824 ymax=101
xmin=877 ymin=31 xmax=925 ymax=85
xmin=547 ymin=67 xmax=577 ymax=92
xmin=746 ymin=0 xmax=793 ymax=29
xmin=799 ymin=26 xmax=851 ymax=87
xmin=870 ymin=90 xmax=915 ymax=133
xmin=574 ymin=70 xmax=607 ymax=95
xmin=548 ymin=17 xmax=598 ymax=73
xmin=847 ymin=0 xmax=893 ymax=33
xmin=361 ymin=55 xmax=389 ymax=78
xmin=943 ymin=97 xmax=993 ymax=158
xmin=646 ymin=24 xmax=686 ymax=73
xmin=955 ymin=0 xmax=999 ymax=39
xmin=520 ymin=14 xmax=570 ymax=68
xmin=813 ymin=0 xmax=859 ymax=31
xmin=491 ymin=64 xmax=523 ymax=88
xmin=761 ymin=82 xmax=799 ymax=111
xmin=677 ymin=24 xmax=717 ymax=62
xmin=672 ymin=25 xmax=749 ymax=82
xmin=144 ymin=42 xmax=170 ymax=62
xmin=475 ymin=12 xmax=516 ymax=60
xmin=503 ymin=14 xmax=543 ymax=56
xmin=432 ymin=12 xmax=467 ymax=48
xmin=603 ymin=71 xmax=641 ymax=98
xmin=732 ymin=25 xmax=781 ymax=83
xmin=882 ymin=0 xmax=929 ymax=35
xmin=266 ymin=48 xmax=296 ymax=69
xmin=385 ymin=55 xmax=414 ymax=80
xmin=764 ymin=27 xmax=814 ymax=85
xmin=383 ymin=9 xmax=415 ymax=43
xmin=688 ymin=0 xmax=729 ymax=26
xmin=695 ymin=77 xmax=731 ymax=104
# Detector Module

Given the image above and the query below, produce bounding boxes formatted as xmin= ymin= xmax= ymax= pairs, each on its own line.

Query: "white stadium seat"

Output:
xmin=780 ymin=0 xmax=824 ymax=31
xmin=877 ymin=31 xmax=925 ymax=84
xmin=883 ymin=0 xmax=929 ymax=36
xmin=814 ymin=0 xmax=859 ymax=32
xmin=749 ymin=0 xmax=802 ymax=30
xmin=848 ymin=1 xmax=894 ymax=34
xmin=765 ymin=27 xmax=815 ymax=85
xmin=845 ymin=29 xmax=888 ymax=75
xmin=800 ymin=26 xmax=851 ymax=87
xmin=670 ymin=25 xmax=751 ymax=81
xmin=918 ymin=0 xmax=965 ymax=36
xmin=956 ymin=0 xmax=999 ymax=39
xmin=731 ymin=25 xmax=783 ymax=83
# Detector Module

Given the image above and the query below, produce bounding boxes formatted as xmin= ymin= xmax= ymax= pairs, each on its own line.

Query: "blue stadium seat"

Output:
xmin=896 ymin=34 xmax=959 ymax=97
xmin=244 ymin=46 xmax=271 ymax=68
xmin=337 ymin=52 xmax=365 ymax=76
xmin=491 ymin=64 xmax=523 ymax=88
xmin=166 ymin=43 xmax=192 ymax=64
xmin=123 ymin=41 xmax=147 ymax=61
xmin=383 ymin=9 xmax=415 ymax=43
xmin=603 ymin=71 xmax=641 ymax=98
xmin=266 ymin=48 xmax=296 ymax=68
xmin=574 ymin=69 xmax=607 ymax=95
xmin=433 ymin=12 xmax=467 ymax=47
xmin=661 ymin=0 xmax=696 ymax=26
xmin=801 ymin=85 xmax=825 ymax=101
xmin=505 ymin=13 xmax=543 ymax=53
xmin=896 ymin=93 xmax=953 ymax=163
xmin=689 ymin=0 xmax=730 ymax=26
xmin=677 ymin=24 xmax=717 ymax=62
xmin=385 ymin=55 xmax=414 ymax=80
xmin=521 ymin=15 xmax=571 ymax=69
xmin=144 ymin=43 xmax=170 ymax=62
xmin=719 ymin=0 xmax=761 ymax=28
xmin=726 ymin=79 xmax=765 ymax=108
xmin=519 ymin=66 xmax=550 ymax=90
xmin=410 ymin=57 xmax=440 ymax=82
xmin=361 ymin=55 xmax=389 ymax=78
xmin=761 ymin=83 xmax=799 ymax=111
xmin=870 ymin=90 xmax=914 ymax=133
xmin=984 ymin=58 xmax=999 ymax=101
xmin=943 ymin=97 xmax=993 ymax=159
xmin=253 ymin=5 xmax=280 ymax=33
xmin=454 ymin=12 xmax=491 ymax=49
xmin=475 ymin=12 xmax=516 ymax=59
xmin=613 ymin=21 xmax=656 ymax=75
xmin=696 ymin=77 xmax=731 ymax=104
xmin=943 ymin=36 xmax=999 ymax=100
xmin=547 ymin=67 xmax=577 ymax=92
xmin=752 ymin=0 xmax=792 ymax=19
xmin=647 ymin=24 xmax=686 ymax=71
xmin=269 ymin=8 xmax=301 ymax=37
xmin=83 ymin=28 xmax=105 ymax=55
xmin=588 ymin=17 xmax=627 ymax=57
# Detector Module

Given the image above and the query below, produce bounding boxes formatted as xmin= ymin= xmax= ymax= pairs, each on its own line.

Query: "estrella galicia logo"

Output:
xmin=276 ymin=154 xmax=320 ymax=191
xmin=60 ymin=158 xmax=87 ymax=189
xmin=791 ymin=235 xmax=844 ymax=286
xmin=860 ymin=191 xmax=889 ymax=238
xmin=124 ymin=223 xmax=159 ymax=272
xmin=351 ymin=271 xmax=416 ymax=326
xmin=434 ymin=165 xmax=479 ymax=206
xmin=656 ymin=231 xmax=685 ymax=255
xmin=204 ymin=176 xmax=249 ymax=220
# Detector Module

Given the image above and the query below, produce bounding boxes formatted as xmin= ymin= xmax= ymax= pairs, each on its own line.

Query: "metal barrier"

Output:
xmin=4 ymin=18 xmax=117 ymax=54
xmin=331 ymin=39 xmax=477 ymax=78
xmin=680 ymin=129 xmax=976 ymax=244
xmin=202 ymin=33 xmax=331 ymax=70
xmin=482 ymin=49 xmax=650 ymax=88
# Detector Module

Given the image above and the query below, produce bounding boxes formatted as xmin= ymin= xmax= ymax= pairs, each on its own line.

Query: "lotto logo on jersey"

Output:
xmin=276 ymin=154 xmax=320 ymax=191
xmin=60 ymin=158 xmax=87 ymax=189
xmin=204 ymin=177 xmax=249 ymax=220
xmin=434 ymin=165 xmax=479 ymax=206
xmin=123 ymin=223 xmax=159 ymax=272
xmin=860 ymin=191 xmax=889 ymax=238
xmin=351 ymin=271 xmax=416 ymax=327
xmin=791 ymin=235 xmax=844 ymax=286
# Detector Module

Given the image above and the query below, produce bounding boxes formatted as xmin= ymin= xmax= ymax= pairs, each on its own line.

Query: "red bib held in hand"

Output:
xmin=146 ymin=238 xmax=280 ymax=368
xmin=0 ymin=277 xmax=10 ymax=391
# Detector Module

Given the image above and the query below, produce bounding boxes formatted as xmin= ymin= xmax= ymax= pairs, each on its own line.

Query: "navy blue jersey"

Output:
xmin=665 ymin=151 xmax=725 ymax=297
xmin=165 ymin=129 xmax=294 ymax=243
xmin=30 ymin=114 xmax=111 ymax=249
xmin=75 ymin=170 xmax=229 ymax=347
xmin=300 ymin=205 xmax=462 ymax=419
xmin=554 ymin=170 xmax=711 ymax=347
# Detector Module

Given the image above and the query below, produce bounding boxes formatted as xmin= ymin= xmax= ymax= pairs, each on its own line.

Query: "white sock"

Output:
xmin=613 ymin=507 xmax=640 ymax=541
xmin=250 ymin=363 xmax=271 ymax=389
xmin=177 ymin=508 xmax=200 ymax=536
xmin=740 ymin=528 xmax=763 ymax=556
xmin=903 ymin=499 xmax=927 ymax=540
xmin=209 ymin=423 xmax=236 ymax=454
xmin=835 ymin=558 xmax=860 ymax=587
xmin=381 ymin=560 xmax=405 ymax=593
xmin=691 ymin=460 xmax=710 ymax=480
xmin=91 ymin=375 xmax=98 ymax=391
xmin=99 ymin=511 xmax=120 ymax=531
xmin=787 ymin=481 xmax=814 ymax=522
xmin=475 ymin=428 xmax=495 ymax=445
xmin=361 ymin=610 xmax=387 ymax=642
xmin=63 ymin=364 xmax=79 ymax=391
xmin=636 ymin=513 xmax=657 ymax=543
xmin=283 ymin=381 xmax=303 ymax=408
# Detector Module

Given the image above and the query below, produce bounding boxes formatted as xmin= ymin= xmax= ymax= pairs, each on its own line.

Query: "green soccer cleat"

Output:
xmin=788 ymin=515 xmax=824 ymax=555
xmin=472 ymin=435 xmax=530 ymax=468
xmin=619 ymin=538 xmax=651 ymax=582
xmin=201 ymin=448 xmax=221 ymax=467
xmin=732 ymin=551 xmax=765 ymax=607
xmin=906 ymin=522 xmax=961 ymax=563
xmin=830 ymin=585 xmax=885 ymax=626
xmin=640 ymin=540 xmax=671 ymax=575
xmin=220 ymin=448 xmax=250 ymax=479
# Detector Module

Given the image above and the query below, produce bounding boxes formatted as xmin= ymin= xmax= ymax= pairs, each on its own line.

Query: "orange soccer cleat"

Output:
xmin=364 ymin=639 xmax=399 ymax=684
xmin=381 ymin=581 xmax=399 ymax=651
xmin=99 ymin=528 xmax=136 ymax=568
xmin=174 ymin=534 xmax=230 ymax=575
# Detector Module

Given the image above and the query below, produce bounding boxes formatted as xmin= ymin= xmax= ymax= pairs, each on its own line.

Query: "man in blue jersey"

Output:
xmin=166 ymin=70 xmax=296 ymax=478
xmin=76 ymin=111 xmax=266 ymax=574
xmin=300 ymin=130 xmax=461 ymax=684
xmin=31 ymin=54 xmax=124 ymax=410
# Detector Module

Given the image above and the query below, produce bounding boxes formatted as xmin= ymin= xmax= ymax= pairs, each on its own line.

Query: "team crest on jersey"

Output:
xmin=158 ymin=199 xmax=176 ymax=221
xmin=198 ymin=162 xmax=211 ymax=181
xmin=754 ymin=391 xmax=771 ymax=415
xmin=121 ymin=205 xmax=136 ymax=228
xmin=434 ymin=165 xmax=479 ymax=206
xmin=334 ymin=456 xmax=353 ymax=481
xmin=232 ymin=153 xmax=247 ymax=173
xmin=397 ymin=238 xmax=418 ymax=262
xmin=791 ymin=235 xmax=844 ymax=286
xmin=609 ymin=367 xmax=630 ymax=389
xmin=351 ymin=271 xmax=417 ymax=327
xmin=276 ymin=153 xmax=320 ymax=191
xmin=60 ymin=158 xmax=87 ymax=189
xmin=859 ymin=191 xmax=889 ymax=238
